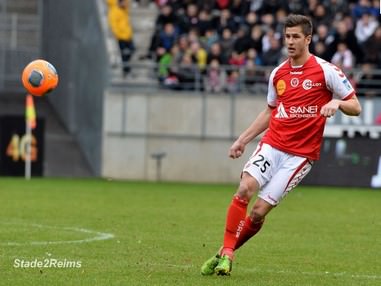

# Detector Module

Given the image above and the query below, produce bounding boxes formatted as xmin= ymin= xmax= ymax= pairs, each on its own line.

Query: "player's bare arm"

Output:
xmin=229 ymin=106 xmax=272 ymax=159
xmin=320 ymin=95 xmax=362 ymax=118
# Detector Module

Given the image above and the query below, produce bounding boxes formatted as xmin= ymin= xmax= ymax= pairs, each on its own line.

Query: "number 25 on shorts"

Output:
xmin=252 ymin=154 xmax=271 ymax=173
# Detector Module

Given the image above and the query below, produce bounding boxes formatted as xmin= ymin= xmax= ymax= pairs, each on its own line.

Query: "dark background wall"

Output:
xmin=41 ymin=0 xmax=108 ymax=175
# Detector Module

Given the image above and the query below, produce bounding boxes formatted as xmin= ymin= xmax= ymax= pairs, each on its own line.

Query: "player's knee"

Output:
xmin=236 ymin=181 xmax=255 ymax=201
xmin=235 ymin=175 xmax=259 ymax=201
xmin=250 ymin=210 xmax=265 ymax=224
xmin=250 ymin=203 xmax=268 ymax=223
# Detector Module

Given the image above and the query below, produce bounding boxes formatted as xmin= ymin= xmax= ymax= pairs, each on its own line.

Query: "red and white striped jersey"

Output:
xmin=261 ymin=55 xmax=355 ymax=160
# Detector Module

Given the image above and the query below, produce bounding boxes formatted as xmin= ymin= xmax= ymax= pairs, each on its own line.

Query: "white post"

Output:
xmin=371 ymin=156 xmax=381 ymax=188
xmin=25 ymin=116 xmax=32 ymax=180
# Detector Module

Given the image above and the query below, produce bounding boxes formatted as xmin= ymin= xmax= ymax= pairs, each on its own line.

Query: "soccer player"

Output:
xmin=200 ymin=14 xmax=362 ymax=276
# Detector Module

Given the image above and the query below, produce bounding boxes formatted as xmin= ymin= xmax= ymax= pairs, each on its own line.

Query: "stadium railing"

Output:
xmin=111 ymin=61 xmax=381 ymax=98
xmin=0 ymin=0 xmax=41 ymax=92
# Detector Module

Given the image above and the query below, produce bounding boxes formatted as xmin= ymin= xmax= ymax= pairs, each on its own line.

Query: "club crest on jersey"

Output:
xmin=276 ymin=80 xmax=286 ymax=96
xmin=302 ymin=79 xmax=322 ymax=90
xmin=290 ymin=78 xmax=299 ymax=87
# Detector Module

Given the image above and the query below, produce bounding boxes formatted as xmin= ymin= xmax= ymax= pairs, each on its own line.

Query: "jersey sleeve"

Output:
xmin=322 ymin=63 xmax=355 ymax=100
xmin=267 ymin=69 xmax=278 ymax=107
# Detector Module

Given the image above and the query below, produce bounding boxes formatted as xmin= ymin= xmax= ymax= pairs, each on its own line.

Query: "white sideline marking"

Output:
xmin=148 ymin=263 xmax=381 ymax=280
xmin=0 ymin=221 xmax=114 ymax=246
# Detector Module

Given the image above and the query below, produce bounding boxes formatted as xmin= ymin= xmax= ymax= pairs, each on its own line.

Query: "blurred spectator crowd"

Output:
xmin=139 ymin=0 xmax=381 ymax=96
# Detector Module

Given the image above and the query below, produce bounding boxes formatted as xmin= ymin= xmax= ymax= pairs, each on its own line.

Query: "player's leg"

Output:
xmin=201 ymin=173 xmax=259 ymax=275
xmin=234 ymin=197 xmax=273 ymax=250
xmin=234 ymin=153 xmax=313 ymax=250
xmin=229 ymin=142 xmax=276 ymax=252
xmin=213 ymin=173 xmax=260 ymax=275
xmin=221 ymin=172 xmax=260 ymax=257
xmin=201 ymin=142 xmax=274 ymax=276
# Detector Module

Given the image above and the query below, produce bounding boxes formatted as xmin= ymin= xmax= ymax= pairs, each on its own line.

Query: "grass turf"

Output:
xmin=0 ymin=178 xmax=380 ymax=285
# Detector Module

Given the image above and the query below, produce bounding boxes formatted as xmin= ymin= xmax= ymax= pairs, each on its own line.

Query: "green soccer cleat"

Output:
xmin=200 ymin=253 xmax=221 ymax=275
xmin=214 ymin=255 xmax=232 ymax=276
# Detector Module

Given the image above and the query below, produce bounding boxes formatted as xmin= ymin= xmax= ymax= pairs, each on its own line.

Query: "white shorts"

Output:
xmin=242 ymin=142 xmax=313 ymax=206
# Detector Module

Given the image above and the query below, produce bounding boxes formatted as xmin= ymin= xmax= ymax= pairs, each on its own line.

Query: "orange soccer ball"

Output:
xmin=21 ymin=59 xmax=59 ymax=96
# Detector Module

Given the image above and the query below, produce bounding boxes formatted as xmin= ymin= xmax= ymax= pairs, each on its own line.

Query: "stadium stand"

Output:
xmin=106 ymin=0 xmax=158 ymax=85
xmin=127 ymin=0 xmax=381 ymax=95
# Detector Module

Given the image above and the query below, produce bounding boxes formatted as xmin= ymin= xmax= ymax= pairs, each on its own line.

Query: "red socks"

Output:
xmin=234 ymin=216 xmax=264 ymax=250
xmin=221 ymin=196 xmax=248 ymax=259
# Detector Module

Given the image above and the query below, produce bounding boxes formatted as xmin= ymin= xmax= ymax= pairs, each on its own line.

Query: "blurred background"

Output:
xmin=0 ymin=0 xmax=380 ymax=188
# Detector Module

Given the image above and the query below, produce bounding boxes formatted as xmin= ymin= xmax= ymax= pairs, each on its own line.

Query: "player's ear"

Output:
xmin=305 ymin=34 xmax=312 ymax=45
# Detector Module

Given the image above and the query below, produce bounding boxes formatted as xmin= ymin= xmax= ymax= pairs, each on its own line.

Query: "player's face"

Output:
xmin=284 ymin=26 xmax=311 ymax=59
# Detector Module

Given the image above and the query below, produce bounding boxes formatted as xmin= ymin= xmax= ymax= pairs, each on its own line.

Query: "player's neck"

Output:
xmin=290 ymin=52 xmax=311 ymax=67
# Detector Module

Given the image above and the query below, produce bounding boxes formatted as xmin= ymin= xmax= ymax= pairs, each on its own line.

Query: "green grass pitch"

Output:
xmin=0 ymin=178 xmax=380 ymax=285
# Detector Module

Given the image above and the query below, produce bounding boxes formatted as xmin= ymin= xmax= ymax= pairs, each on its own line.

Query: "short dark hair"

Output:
xmin=284 ymin=14 xmax=313 ymax=36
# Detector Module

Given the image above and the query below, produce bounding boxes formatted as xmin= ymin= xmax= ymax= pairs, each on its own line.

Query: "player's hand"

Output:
xmin=320 ymin=99 xmax=340 ymax=118
xmin=229 ymin=140 xmax=245 ymax=159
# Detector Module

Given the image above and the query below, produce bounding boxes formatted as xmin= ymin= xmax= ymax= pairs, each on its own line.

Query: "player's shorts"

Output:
xmin=242 ymin=142 xmax=313 ymax=206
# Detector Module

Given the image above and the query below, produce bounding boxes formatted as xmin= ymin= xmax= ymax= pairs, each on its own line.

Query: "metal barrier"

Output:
xmin=112 ymin=61 xmax=381 ymax=97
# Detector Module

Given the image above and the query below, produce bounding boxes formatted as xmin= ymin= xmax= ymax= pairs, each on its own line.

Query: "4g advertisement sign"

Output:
xmin=0 ymin=116 xmax=44 ymax=176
